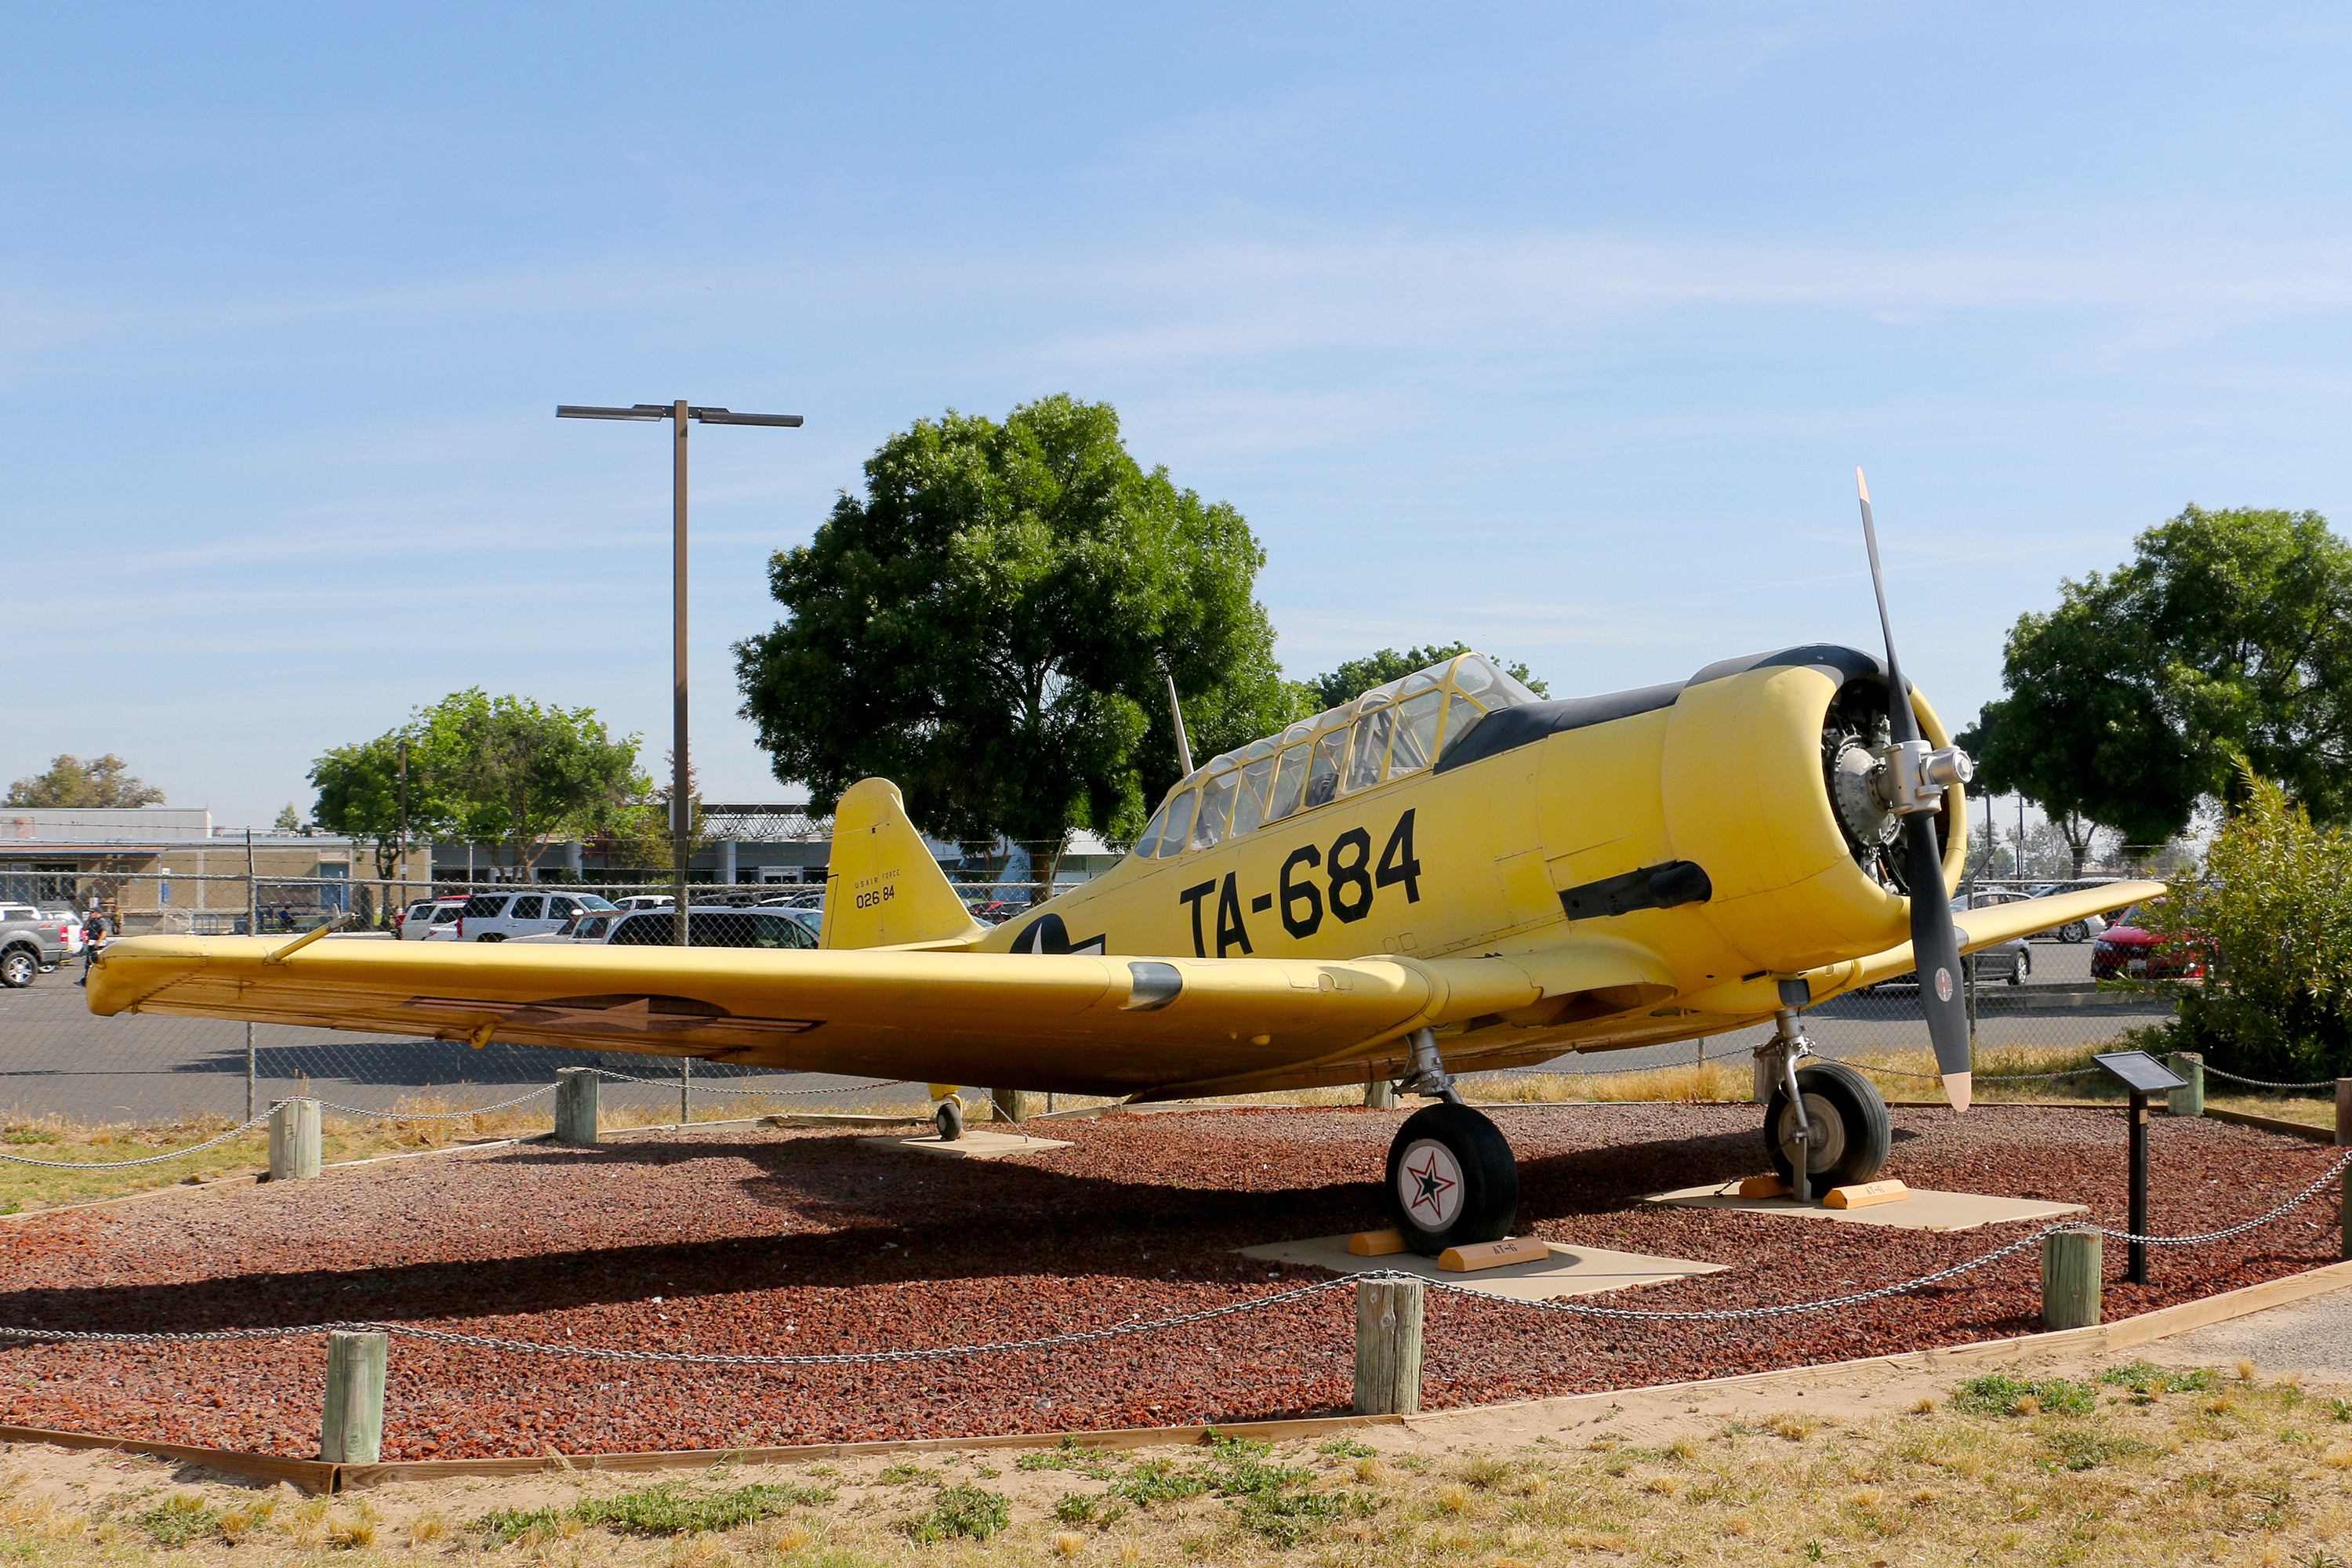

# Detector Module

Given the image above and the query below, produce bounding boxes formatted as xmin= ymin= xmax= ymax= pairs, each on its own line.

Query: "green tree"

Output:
xmin=2152 ymin=768 xmax=2352 ymax=1080
xmin=1961 ymin=505 xmax=2352 ymax=861
xmin=311 ymin=695 xmax=641 ymax=884
xmin=734 ymin=394 xmax=1289 ymax=894
xmin=272 ymin=803 xmax=307 ymax=833
xmin=1305 ymin=643 xmax=1550 ymax=711
xmin=5 ymin=754 xmax=165 ymax=808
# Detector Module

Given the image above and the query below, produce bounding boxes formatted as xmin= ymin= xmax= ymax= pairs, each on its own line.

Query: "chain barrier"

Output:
xmin=1853 ymin=1064 xmax=2103 ymax=1083
xmin=313 ymin=1086 xmax=557 ymax=1120
xmin=2202 ymin=1065 xmax=2341 ymax=1093
xmin=0 ymin=1105 xmax=281 ymax=1170
xmin=5 ymin=1147 xmax=2343 ymax=1358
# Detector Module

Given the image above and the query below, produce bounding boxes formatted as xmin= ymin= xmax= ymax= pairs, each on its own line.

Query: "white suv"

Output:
xmin=405 ymin=891 xmax=618 ymax=941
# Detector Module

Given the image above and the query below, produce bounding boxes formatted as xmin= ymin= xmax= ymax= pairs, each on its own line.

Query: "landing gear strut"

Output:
xmin=1383 ymin=1029 xmax=1519 ymax=1255
xmin=1757 ymin=1009 xmax=1891 ymax=1200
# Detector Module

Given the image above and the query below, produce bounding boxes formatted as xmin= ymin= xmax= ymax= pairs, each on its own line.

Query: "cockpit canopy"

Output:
xmin=1130 ymin=652 xmax=1541 ymax=860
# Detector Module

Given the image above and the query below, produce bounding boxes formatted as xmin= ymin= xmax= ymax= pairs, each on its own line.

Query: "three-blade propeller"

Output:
xmin=1857 ymin=469 xmax=1975 ymax=1112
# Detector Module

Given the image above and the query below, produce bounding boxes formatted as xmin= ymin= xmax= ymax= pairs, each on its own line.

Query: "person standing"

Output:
xmin=77 ymin=907 xmax=109 ymax=985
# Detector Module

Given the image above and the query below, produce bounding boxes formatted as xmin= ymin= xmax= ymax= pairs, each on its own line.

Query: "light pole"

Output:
xmin=557 ymin=401 xmax=803 ymax=944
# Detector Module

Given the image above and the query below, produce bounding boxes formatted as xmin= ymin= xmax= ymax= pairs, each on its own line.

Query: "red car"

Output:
xmin=2090 ymin=906 xmax=2204 ymax=980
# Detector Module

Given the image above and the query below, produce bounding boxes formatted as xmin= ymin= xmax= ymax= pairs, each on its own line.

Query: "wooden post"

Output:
xmin=2341 ymin=1171 xmax=2350 ymax=1264
xmin=2040 ymin=1228 xmax=2102 ymax=1330
xmin=2336 ymin=1079 xmax=2352 ymax=1147
xmin=990 ymin=1088 xmax=1029 ymax=1125
xmin=1352 ymin=1277 xmax=1425 ymax=1416
xmin=1363 ymin=1079 xmax=1399 ymax=1110
xmin=554 ymin=1068 xmax=599 ymax=1146
xmin=267 ymin=1098 xmax=321 ymax=1181
xmin=320 ymin=1330 xmax=388 ymax=1463
xmin=2165 ymin=1052 xmax=2203 ymax=1118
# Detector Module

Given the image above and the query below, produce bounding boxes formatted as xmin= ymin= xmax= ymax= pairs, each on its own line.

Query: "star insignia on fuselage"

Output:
xmin=1405 ymin=1151 xmax=1457 ymax=1218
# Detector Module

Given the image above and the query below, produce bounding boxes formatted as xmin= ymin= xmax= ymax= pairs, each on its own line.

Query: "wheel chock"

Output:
xmin=1437 ymin=1236 xmax=1551 ymax=1272
xmin=1348 ymin=1229 xmax=1410 ymax=1256
xmin=1823 ymin=1179 xmax=1909 ymax=1209
xmin=1737 ymin=1174 xmax=1791 ymax=1198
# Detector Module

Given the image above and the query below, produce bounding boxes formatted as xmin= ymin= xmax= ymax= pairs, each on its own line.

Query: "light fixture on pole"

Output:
xmin=557 ymin=402 xmax=804 ymax=946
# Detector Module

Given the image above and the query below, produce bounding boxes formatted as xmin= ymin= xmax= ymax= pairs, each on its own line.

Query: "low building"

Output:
xmin=0 ymin=808 xmax=429 ymax=934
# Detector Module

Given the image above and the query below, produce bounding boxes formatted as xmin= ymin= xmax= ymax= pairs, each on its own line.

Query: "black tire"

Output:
xmin=0 ymin=947 xmax=34 ymax=989
xmin=1764 ymin=1061 xmax=1893 ymax=1192
xmin=2060 ymin=920 xmax=2086 ymax=944
xmin=935 ymin=1099 xmax=965 ymax=1142
xmin=1385 ymin=1102 xmax=1519 ymax=1255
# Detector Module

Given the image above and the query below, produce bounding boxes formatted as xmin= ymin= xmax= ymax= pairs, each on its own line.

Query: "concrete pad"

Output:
xmin=1643 ymin=1180 xmax=2085 ymax=1232
xmin=1236 ymin=1233 xmax=1726 ymax=1303
xmin=856 ymin=1130 xmax=1073 ymax=1161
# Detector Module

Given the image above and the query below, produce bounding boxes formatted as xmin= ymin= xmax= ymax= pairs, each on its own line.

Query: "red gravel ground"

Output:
xmin=0 ymin=1104 xmax=2340 ymax=1459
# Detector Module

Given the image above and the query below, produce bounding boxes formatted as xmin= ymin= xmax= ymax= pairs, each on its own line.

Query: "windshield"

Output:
xmin=575 ymin=894 xmax=616 ymax=910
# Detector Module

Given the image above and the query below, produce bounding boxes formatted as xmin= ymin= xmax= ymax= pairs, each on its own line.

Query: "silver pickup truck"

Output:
xmin=0 ymin=904 xmax=85 ymax=988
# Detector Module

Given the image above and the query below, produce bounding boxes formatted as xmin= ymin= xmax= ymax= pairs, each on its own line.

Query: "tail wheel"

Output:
xmin=935 ymin=1098 xmax=965 ymax=1142
xmin=1764 ymin=1061 xmax=1893 ymax=1192
xmin=1385 ymin=1102 xmax=1519 ymax=1256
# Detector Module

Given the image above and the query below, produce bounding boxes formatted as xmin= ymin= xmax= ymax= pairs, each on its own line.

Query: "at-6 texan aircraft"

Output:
xmin=88 ymin=474 xmax=2155 ymax=1255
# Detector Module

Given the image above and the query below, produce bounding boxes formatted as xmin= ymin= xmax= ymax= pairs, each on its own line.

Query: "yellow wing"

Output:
xmin=84 ymin=931 xmax=1675 ymax=1099
xmin=1836 ymin=880 xmax=2164 ymax=990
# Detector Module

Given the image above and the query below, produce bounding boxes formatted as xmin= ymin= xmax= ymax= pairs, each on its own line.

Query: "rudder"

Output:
xmin=821 ymin=779 xmax=989 ymax=950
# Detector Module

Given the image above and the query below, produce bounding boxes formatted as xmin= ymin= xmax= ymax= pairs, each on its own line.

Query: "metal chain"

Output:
xmin=2202 ymin=1065 xmax=2340 ymax=1092
xmin=0 ymin=1106 xmax=281 ymax=1170
xmin=1854 ymin=1064 xmax=2103 ymax=1083
xmin=2094 ymin=1148 xmax=2352 ymax=1247
xmin=313 ymin=1086 xmax=557 ymax=1120
xmin=0 ymin=1145 xmax=2340 ymax=1355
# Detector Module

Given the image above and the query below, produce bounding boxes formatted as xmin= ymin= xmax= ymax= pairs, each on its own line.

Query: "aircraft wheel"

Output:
xmin=935 ymin=1098 xmax=964 ymax=1142
xmin=1764 ymin=1062 xmax=1892 ymax=1192
xmin=1386 ymin=1102 xmax=1519 ymax=1256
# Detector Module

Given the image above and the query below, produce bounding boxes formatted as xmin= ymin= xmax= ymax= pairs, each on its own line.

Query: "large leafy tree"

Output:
xmin=5 ymin=754 xmax=165 ymax=808
xmin=735 ymin=394 xmax=1287 ymax=891
xmin=311 ymin=692 xmax=642 ymax=880
xmin=1960 ymin=505 xmax=2352 ymax=863
xmin=1305 ymin=642 xmax=1549 ymax=711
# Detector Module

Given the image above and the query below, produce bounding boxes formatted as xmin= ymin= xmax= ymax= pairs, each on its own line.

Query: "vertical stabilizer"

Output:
xmin=821 ymin=779 xmax=989 ymax=950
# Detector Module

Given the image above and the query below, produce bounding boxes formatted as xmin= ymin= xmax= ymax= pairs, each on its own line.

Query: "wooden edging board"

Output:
xmin=0 ymin=1421 xmax=336 ymax=1493
xmin=2202 ymin=1106 xmax=2338 ymax=1145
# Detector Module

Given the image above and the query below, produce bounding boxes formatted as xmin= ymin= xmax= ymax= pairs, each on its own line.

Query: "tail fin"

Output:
xmin=821 ymin=779 xmax=989 ymax=951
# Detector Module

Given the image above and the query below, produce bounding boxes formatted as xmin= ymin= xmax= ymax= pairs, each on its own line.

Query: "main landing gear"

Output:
xmin=1382 ymin=1029 xmax=1519 ymax=1255
xmin=1756 ymin=1007 xmax=1891 ymax=1203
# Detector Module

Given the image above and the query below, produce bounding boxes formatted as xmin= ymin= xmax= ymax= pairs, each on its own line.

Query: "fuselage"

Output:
xmin=975 ymin=644 xmax=1963 ymax=1076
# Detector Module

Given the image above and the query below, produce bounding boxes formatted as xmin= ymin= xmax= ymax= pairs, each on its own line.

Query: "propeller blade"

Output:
xmin=1857 ymin=468 xmax=1973 ymax=1112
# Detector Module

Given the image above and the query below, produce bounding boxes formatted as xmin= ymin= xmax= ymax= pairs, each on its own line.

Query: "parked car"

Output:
xmin=0 ymin=907 xmax=83 ymax=987
xmin=613 ymin=894 xmax=676 ymax=911
xmin=514 ymin=909 xmax=628 ymax=944
xmin=754 ymin=890 xmax=823 ymax=910
xmin=1870 ymin=897 xmax=2032 ymax=989
xmin=392 ymin=899 xmax=437 ymax=938
xmin=416 ymin=891 xmax=619 ymax=942
xmin=2092 ymin=906 xmax=2203 ymax=980
xmin=586 ymin=906 xmax=818 ymax=950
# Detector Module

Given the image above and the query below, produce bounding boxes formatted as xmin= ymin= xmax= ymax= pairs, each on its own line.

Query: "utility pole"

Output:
xmin=559 ymin=401 xmax=802 ymax=945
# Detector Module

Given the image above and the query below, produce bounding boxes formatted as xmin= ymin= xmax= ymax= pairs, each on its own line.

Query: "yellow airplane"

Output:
xmin=86 ymin=477 xmax=2156 ymax=1254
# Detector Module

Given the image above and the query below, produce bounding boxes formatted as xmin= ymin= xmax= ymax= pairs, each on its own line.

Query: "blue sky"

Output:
xmin=6 ymin=4 xmax=2350 ymax=829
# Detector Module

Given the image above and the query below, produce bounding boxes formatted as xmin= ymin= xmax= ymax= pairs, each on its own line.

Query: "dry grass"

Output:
xmin=5 ymin=1366 xmax=2350 ymax=1564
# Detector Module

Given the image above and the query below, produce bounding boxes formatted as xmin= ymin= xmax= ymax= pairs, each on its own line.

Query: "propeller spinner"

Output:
xmin=1856 ymin=469 xmax=1978 ymax=1112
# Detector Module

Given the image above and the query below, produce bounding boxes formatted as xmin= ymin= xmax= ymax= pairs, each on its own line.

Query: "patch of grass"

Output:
xmin=2102 ymin=1360 xmax=2223 ymax=1398
xmin=1052 ymin=1494 xmax=1124 ymax=1527
xmin=1110 ymin=1458 xmax=1208 ymax=1507
xmin=133 ymin=1496 xmax=220 ymax=1547
xmin=476 ymin=1482 xmax=831 ymax=1544
xmin=874 ymin=1464 xmax=937 ymax=1485
xmin=1018 ymin=1439 xmax=1116 ymax=1479
xmin=902 ymin=1484 xmax=1008 ymax=1543
xmin=1951 ymin=1373 xmax=2097 ymax=1417
xmin=1316 ymin=1436 xmax=1377 ymax=1458
xmin=2039 ymin=1429 xmax=2159 ymax=1472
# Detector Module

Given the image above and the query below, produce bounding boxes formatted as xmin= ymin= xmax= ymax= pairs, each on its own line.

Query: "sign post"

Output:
xmin=2093 ymin=1051 xmax=2188 ymax=1286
